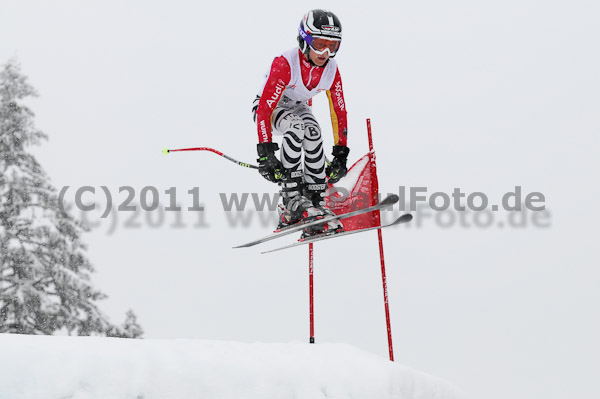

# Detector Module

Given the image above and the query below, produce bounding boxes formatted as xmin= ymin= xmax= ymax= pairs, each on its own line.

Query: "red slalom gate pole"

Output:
xmin=377 ymin=228 xmax=394 ymax=361
xmin=309 ymin=243 xmax=315 ymax=343
xmin=367 ymin=118 xmax=395 ymax=361
xmin=308 ymin=97 xmax=316 ymax=345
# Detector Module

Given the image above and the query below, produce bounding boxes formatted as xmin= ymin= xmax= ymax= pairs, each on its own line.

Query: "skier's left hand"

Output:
xmin=326 ymin=145 xmax=350 ymax=184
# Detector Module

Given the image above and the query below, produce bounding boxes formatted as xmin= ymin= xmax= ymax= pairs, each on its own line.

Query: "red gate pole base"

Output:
xmin=378 ymin=228 xmax=394 ymax=361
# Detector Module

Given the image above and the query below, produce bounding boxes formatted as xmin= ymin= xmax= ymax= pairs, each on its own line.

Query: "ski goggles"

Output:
xmin=299 ymin=25 xmax=341 ymax=56
xmin=310 ymin=37 xmax=341 ymax=55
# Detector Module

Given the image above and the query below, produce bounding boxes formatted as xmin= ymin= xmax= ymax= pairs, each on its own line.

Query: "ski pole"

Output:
xmin=163 ymin=147 xmax=259 ymax=169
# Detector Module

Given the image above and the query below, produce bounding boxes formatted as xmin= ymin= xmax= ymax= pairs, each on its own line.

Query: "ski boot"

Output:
xmin=277 ymin=169 xmax=327 ymax=230
xmin=302 ymin=182 xmax=344 ymax=237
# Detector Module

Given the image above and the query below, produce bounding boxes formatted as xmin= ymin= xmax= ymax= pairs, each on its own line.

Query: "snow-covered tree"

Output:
xmin=106 ymin=310 xmax=144 ymax=338
xmin=0 ymin=59 xmax=142 ymax=338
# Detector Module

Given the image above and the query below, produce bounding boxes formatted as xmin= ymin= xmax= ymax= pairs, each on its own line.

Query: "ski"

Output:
xmin=232 ymin=194 xmax=399 ymax=248
xmin=260 ymin=214 xmax=413 ymax=254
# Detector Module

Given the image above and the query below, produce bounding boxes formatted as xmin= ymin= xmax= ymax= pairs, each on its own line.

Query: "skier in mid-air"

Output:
xmin=252 ymin=9 xmax=350 ymax=235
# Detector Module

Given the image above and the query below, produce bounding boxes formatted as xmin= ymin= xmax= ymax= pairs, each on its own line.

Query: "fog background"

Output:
xmin=2 ymin=0 xmax=599 ymax=398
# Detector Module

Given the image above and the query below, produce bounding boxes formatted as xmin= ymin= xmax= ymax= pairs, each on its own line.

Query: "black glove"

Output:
xmin=326 ymin=145 xmax=350 ymax=184
xmin=257 ymin=142 xmax=284 ymax=183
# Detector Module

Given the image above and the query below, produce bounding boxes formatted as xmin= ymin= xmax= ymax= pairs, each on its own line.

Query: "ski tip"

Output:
xmin=381 ymin=194 xmax=400 ymax=205
xmin=260 ymin=248 xmax=279 ymax=255
xmin=162 ymin=148 xmax=170 ymax=155
xmin=397 ymin=213 xmax=413 ymax=223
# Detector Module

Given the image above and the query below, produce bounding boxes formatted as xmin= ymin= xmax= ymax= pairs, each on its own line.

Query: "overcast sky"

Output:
xmin=2 ymin=1 xmax=599 ymax=398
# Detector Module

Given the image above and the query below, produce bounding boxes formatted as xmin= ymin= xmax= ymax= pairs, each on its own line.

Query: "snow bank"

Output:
xmin=0 ymin=334 xmax=462 ymax=399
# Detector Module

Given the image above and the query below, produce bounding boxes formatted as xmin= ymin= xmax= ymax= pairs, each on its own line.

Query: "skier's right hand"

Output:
xmin=257 ymin=142 xmax=284 ymax=183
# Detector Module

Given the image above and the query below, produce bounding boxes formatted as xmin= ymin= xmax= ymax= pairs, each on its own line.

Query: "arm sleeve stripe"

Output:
xmin=326 ymin=90 xmax=340 ymax=145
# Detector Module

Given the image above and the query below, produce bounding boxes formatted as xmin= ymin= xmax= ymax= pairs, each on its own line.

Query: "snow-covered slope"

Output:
xmin=0 ymin=334 xmax=462 ymax=399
